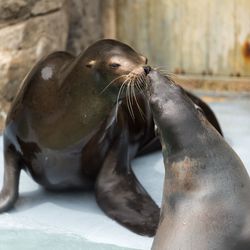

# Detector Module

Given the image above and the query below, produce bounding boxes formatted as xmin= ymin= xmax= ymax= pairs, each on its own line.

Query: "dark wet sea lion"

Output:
xmin=1 ymin=39 xmax=222 ymax=236
xmin=146 ymin=71 xmax=250 ymax=249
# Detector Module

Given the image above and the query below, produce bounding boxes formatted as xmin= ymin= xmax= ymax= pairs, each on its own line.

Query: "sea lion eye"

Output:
xmin=86 ymin=60 xmax=96 ymax=68
xmin=109 ymin=63 xmax=121 ymax=68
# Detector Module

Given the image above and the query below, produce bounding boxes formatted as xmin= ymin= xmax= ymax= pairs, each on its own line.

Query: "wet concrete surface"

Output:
xmin=0 ymin=91 xmax=249 ymax=250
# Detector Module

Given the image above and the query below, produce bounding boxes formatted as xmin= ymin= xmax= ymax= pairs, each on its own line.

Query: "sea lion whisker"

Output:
xmin=143 ymin=76 xmax=149 ymax=90
xmin=133 ymin=82 xmax=145 ymax=120
xmin=136 ymin=77 xmax=145 ymax=94
xmin=118 ymin=77 xmax=131 ymax=109
xmin=156 ymin=69 xmax=170 ymax=74
xmin=120 ymin=75 xmax=131 ymax=87
xmin=99 ymin=74 xmax=127 ymax=94
xmin=153 ymin=66 xmax=174 ymax=73
xmin=154 ymin=66 xmax=170 ymax=70
xmin=157 ymin=69 xmax=178 ymax=79
xmin=135 ymin=76 xmax=145 ymax=96
xmin=151 ymin=68 xmax=177 ymax=85
xmin=136 ymin=75 xmax=146 ymax=92
xmin=137 ymin=75 xmax=145 ymax=92
xmin=160 ymin=74 xmax=178 ymax=86
xmin=127 ymin=73 xmax=135 ymax=83
xmin=126 ymin=72 xmax=133 ymax=80
xmin=159 ymin=71 xmax=176 ymax=77
xmin=115 ymin=81 xmax=127 ymax=121
xmin=135 ymin=77 xmax=142 ymax=92
xmin=125 ymin=80 xmax=133 ymax=120
xmin=126 ymin=84 xmax=134 ymax=120
xmin=166 ymin=73 xmax=177 ymax=78
xmin=128 ymin=72 xmax=137 ymax=78
xmin=136 ymin=77 xmax=148 ymax=101
xmin=129 ymin=81 xmax=135 ymax=120
xmin=153 ymin=66 xmax=172 ymax=75
xmin=130 ymin=83 xmax=137 ymax=120
xmin=127 ymin=82 xmax=135 ymax=120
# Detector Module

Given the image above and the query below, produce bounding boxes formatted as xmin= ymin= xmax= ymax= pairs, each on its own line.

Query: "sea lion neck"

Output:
xmin=147 ymin=71 xmax=230 ymax=197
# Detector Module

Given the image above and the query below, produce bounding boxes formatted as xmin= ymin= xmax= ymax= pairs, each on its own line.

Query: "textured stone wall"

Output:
xmin=0 ymin=0 xmax=106 ymax=130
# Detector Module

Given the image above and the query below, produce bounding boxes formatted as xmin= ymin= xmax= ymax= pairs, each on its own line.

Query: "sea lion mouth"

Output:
xmin=103 ymin=65 xmax=151 ymax=97
xmin=143 ymin=66 xmax=151 ymax=74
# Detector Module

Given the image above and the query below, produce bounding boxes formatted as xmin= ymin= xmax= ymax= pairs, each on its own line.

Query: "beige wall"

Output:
xmin=115 ymin=0 xmax=250 ymax=77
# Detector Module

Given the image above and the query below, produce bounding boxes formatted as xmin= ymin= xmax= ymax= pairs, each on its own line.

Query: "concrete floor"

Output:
xmin=0 ymin=92 xmax=249 ymax=250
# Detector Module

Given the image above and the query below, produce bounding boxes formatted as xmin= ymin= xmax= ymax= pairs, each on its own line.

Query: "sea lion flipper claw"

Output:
xmin=95 ymin=134 xmax=160 ymax=236
xmin=0 ymin=139 xmax=21 ymax=212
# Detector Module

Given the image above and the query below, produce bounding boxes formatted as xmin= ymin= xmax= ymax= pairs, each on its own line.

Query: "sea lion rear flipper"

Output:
xmin=95 ymin=132 xmax=160 ymax=236
xmin=0 ymin=137 xmax=21 ymax=212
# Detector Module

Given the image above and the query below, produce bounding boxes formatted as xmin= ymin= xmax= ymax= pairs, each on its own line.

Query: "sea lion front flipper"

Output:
xmin=95 ymin=132 xmax=160 ymax=236
xmin=0 ymin=138 xmax=21 ymax=212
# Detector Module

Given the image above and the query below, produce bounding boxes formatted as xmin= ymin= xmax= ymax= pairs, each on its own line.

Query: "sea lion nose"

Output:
xmin=143 ymin=66 xmax=151 ymax=75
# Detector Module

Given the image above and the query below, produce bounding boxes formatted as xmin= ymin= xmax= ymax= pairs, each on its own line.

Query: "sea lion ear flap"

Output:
xmin=139 ymin=55 xmax=148 ymax=64
xmin=194 ymin=103 xmax=205 ymax=115
xmin=86 ymin=60 xmax=96 ymax=68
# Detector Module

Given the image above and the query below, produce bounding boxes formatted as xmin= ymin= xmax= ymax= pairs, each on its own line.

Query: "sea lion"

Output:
xmin=145 ymin=71 xmax=250 ymax=249
xmin=0 ymin=39 xmax=222 ymax=236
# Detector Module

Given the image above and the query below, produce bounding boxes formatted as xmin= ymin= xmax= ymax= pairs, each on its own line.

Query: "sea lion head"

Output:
xmin=146 ymin=70 xmax=201 ymax=117
xmin=144 ymin=71 xmax=207 ymax=154
xmin=79 ymin=39 xmax=151 ymax=100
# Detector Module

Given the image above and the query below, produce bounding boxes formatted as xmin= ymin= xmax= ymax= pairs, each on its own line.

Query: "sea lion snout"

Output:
xmin=143 ymin=65 xmax=151 ymax=75
xmin=145 ymin=70 xmax=165 ymax=95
